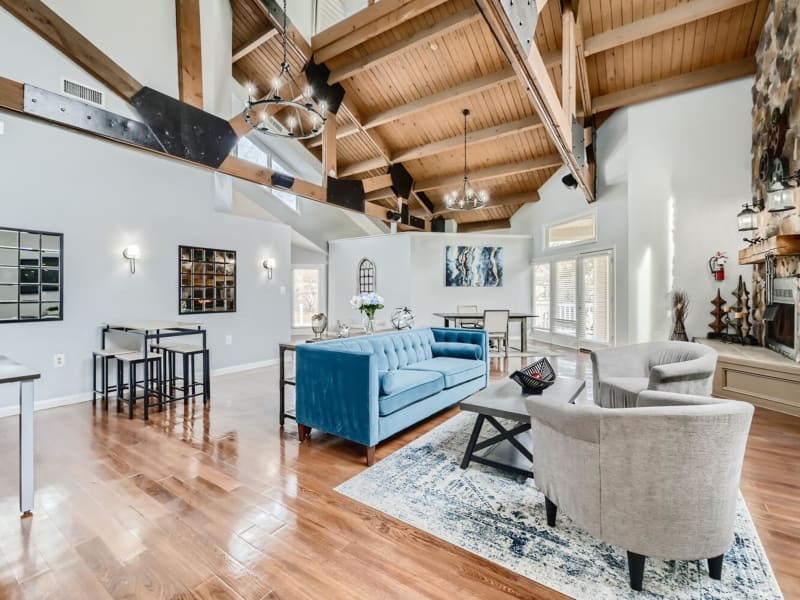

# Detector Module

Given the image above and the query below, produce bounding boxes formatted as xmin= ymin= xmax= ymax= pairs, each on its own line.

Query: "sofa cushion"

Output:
xmin=379 ymin=370 xmax=444 ymax=416
xmin=409 ymin=357 xmax=485 ymax=389
xmin=431 ymin=341 xmax=483 ymax=360
xmin=598 ymin=376 xmax=649 ymax=409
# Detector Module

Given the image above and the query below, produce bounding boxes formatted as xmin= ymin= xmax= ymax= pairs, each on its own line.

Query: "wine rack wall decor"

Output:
xmin=179 ymin=245 xmax=236 ymax=314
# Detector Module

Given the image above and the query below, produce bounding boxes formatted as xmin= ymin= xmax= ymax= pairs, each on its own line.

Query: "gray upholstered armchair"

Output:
xmin=525 ymin=390 xmax=753 ymax=591
xmin=591 ymin=341 xmax=717 ymax=408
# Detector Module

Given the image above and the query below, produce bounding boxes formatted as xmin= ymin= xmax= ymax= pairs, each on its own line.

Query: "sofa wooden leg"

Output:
xmin=544 ymin=496 xmax=557 ymax=527
xmin=365 ymin=446 xmax=376 ymax=466
xmin=298 ymin=423 xmax=310 ymax=442
xmin=627 ymin=551 xmax=646 ymax=591
xmin=707 ymin=554 xmax=724 ymax=580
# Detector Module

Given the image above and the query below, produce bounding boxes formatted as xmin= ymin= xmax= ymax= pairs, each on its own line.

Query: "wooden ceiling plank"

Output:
xmin=592 ymin=55 xmax=755 ymax=112
xmin=312 ymin=0 xmax=451 ymax=64
xmin=339 ymin=157 xmax=387 ymax=178
xmin=0 ymin=0 xmax=143 ymax=101
xmin=328 ymin=6 xmax=482 ymax=84
xmin=251 ymin=0 xmax=312 ymax=57
xmin=416 ymin=154 xmax=562 ymax=191
xmin=393 ymin=115 xmax=543 ymax=163
xmin=176 ymin=0 xmax=204 ymax=109
xmin=362 ymin=67 xmax=518 ymax=129
xmin=308 ymin=122 xmax=360 ymax=148
xmin=232 ymin=28 xmax=278 ymax=63
xmin=459 ymin=218 xmax=511 ymax=232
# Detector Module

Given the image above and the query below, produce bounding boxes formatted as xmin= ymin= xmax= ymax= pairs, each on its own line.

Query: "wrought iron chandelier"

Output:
xmin=243 ymin=0 xmax=327 ymax=139
xmin=443 ymin=109 xmax=489 ymax=211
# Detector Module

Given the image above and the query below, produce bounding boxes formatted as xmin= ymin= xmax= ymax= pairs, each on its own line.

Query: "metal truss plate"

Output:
xmin=131 ymin=87 xmax=239 ymax=169
xmin=23 ymin=85 xmax=165 ymax=153
xmin=500 ymin=0 xmax=538 ymax=56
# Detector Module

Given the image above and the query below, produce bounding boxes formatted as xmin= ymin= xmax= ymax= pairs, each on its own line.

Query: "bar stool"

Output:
xmin=151 ymin=343 xmax=210 ymax=405
xmin=116 ymin=352 xmax=163 ymax=420
xmin=92 ymin=349 xmax=136 ymax=409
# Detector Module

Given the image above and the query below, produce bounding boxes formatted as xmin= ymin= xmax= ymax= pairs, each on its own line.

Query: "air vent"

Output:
xmin=61 ymin=78 xmax=104 ymax=107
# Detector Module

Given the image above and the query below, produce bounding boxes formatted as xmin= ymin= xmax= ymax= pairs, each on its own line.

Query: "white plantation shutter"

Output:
xmin=578 ymin=252 xmax=611 ymax=343
xmin=533 ymin=263 xmax=550 ymax=330
xmin=553 ymin=259 xmax=577 ymax=336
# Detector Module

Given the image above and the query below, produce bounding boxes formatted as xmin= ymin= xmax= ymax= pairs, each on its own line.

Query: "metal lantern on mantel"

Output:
xmin=737 ymin=203 xmax=758 ymax=231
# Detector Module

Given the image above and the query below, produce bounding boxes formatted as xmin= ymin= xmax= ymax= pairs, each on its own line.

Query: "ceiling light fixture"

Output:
xmin=242 ymin=0 xmax=326 ymax=140
xmin=443 ymin=109 xmax=489 ymax=211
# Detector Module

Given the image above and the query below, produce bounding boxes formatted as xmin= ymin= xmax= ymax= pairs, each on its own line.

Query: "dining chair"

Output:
xmin=457 ymin=304 xmax=482 ymax=329
xmin=482 ymin=310 xmax=510 ymax=356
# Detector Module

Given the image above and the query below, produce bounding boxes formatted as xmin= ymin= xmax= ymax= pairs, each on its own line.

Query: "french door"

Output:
xmin=532 ymin=249 xmax=614 ymax=348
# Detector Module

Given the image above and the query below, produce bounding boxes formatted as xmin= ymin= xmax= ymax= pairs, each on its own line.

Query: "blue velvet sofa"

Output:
xmin=295 ymin=327 xmax=488 ymax=464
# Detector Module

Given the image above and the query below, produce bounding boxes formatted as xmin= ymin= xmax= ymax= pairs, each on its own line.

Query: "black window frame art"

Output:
xmin=0 ymin=226 xmax=64 ymax=324
xmin=179 ymin=245 xmax=237 ymax=315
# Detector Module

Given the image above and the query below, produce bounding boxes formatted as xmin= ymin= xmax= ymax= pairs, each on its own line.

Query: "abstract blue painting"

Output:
xmin=445 ymin=246 xmax=503 ymax=287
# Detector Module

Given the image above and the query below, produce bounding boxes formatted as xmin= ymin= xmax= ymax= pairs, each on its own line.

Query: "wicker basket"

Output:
xmin=510 ymin=357 xmax=556 ymax=394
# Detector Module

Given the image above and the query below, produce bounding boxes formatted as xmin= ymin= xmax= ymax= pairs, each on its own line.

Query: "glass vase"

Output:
xmin=363 ymin=313 xmax=376 ymax=334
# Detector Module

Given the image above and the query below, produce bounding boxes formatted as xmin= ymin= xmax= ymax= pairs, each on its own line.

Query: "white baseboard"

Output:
xmin=210 ymin=358 xmax=279 ymax=376
xmin=0 ymin=359 xmax=281 ymax=418
xmin=0 ymin=391 xmax=92 ymax=418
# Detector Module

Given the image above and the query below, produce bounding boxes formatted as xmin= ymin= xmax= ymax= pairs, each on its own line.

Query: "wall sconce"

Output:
xmin=122 ymin=244 xmax=141 ymax=273
xmin=767 ymin=186 xmax=796 ymax=212
xmin=737 ymin=203 xmax=758 ymax=231
xmin=262 ymin=257 xmax=275 ymax=279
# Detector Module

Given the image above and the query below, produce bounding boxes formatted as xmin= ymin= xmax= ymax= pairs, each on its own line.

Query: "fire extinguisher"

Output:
xmin=708 ymin=251 xmax=728 ymax=281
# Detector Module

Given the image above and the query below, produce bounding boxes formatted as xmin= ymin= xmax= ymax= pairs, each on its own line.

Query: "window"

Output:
xmin=235 ymin=137 xmax=298 ymax=212
xmin=293 ymin=268 xmax=321 ymax=327
xmin=532 ymin=249 xmax=613 ymax=346
xmin=357 ymin=257 xmax=376 ymax=294
xmin=314 ymin=0 xmax=368 ymax=34
xmin=546 ymin=214 xmax=596 ymax=248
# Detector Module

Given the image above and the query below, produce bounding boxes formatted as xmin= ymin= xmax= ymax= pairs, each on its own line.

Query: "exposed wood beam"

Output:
xmin=394 ymin=115 xmax=542 ymax=164
xmin=433 ymin=191 xmax=540 ymax=217
xmin=365 ymin=189 xmax=394 ymax=202
xmin=339 ymin=157 xmax=387 ymax=178
xmin=220 ymin=156 xmax=326 ymax=202
xmin=575 ymin=15 xmax=592 ymax=117
xmin=416 ymin=154 xmax=562 ymax=192
xmin=308 ymin=122 xmax=360 ymax=148
xmin=584 ymin=0 xmax=754 ymax=56
xmin=362 ymin=68 xmax=517 ymax=130
xmin=459 ymin=218 xmax=511 ymax=232
xmin=592 ymin=57 xmax=756 ymax=113
xmin=477 ymin=0 xmax=593 ymax=201
xmin=176 ymin=0 xmax=203 ymax=109
xmin=0 ymin=76 xmax=24 ymax=111
xmin=312 ymin=0 xmax=450 ymax=64
xmin=251 ymin=0 xmax=312 ymax=57
xmin=362 ymin=174 xmax=393 ymax=194
xmin=229 ymin=112 xmax=251 ymax=136
xmin=328 ymin=6 xmax=482 ymax=84
xmin=0 ymin=0 xmax=143 ymax=101
xmin=539 ymin=0 xmax=754 ymax=68
xmin=232 ymin=28 xmax=278 ymax=63
xmin=561 ymin=1 xmax=576 ymax=119
xmin=412 ymin=190 xmax=433 ymax=218
xmin=322 ymin=111 xmax=337 ymax=179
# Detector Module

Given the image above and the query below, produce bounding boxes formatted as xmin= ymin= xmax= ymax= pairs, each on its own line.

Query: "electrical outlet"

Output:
xmin=225 ymin=335 xmax=232 ymax=345
xmin=53 ymin=354 xmax=65 ymax=368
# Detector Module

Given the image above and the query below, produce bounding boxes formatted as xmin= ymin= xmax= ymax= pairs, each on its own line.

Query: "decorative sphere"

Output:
xmin=391 ymin=307 xmax=415 ymax=330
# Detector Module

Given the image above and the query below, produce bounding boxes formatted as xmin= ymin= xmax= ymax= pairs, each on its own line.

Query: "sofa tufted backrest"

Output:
xmin=314 ymin=328 xmax=437 ymax=371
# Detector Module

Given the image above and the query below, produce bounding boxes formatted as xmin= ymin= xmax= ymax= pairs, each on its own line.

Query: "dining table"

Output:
xmin=433 ymin=312 xmax=535 ymax=353
xmin=0 ymin=355 xmax=40 ymax=516
xmin=101 ymin=321 xmax=206 ymax=414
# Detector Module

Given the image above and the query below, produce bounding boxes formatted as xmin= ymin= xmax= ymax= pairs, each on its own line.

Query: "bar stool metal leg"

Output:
xmin=92 ymin=355 xmax=97 ymax=406
xmin=102 ymin=357 xmax=109 ymax=410
xmin=183 ymin=354 xmax=189 ymax=403
xmin=203 ymin=349 xmax=210 ymax=403
xmin=129 ymin=362 xmax=136 ymax=420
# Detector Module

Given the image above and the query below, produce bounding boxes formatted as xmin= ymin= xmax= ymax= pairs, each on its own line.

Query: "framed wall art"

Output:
xmin=179 ymin=245 xmax=236 ymax=314
xmin=445 ymin=246 xmax=503 ymax=287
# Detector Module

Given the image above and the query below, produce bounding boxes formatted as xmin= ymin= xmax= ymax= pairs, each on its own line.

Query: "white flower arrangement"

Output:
xmin=350 ymin=292 xmax=385 ymax=318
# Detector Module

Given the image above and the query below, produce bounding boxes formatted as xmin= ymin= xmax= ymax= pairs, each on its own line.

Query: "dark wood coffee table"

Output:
xmin=459 ymin=377 xmax=585 ymax=478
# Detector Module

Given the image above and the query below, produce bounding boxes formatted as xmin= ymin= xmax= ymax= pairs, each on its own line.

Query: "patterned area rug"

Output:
xmin=335 ymin=412 xmax=783 ymax=600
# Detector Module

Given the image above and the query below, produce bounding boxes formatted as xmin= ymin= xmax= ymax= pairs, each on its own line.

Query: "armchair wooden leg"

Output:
xmin=707 ymin=554 xmax=724 ymax=580
xmin=365 ymin=446 xmax=376 ymax=466
xmin=297 ymin=423 xmax=310 ymax=442
xmin=627 ymin=551 xmax=646 ymax=591
xmin=544 ymin=496 xmax=557 ymax=527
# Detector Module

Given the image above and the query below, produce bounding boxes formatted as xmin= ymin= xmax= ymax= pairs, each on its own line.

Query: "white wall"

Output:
xmin=510 ymin=77 xmax=752 ymax=345
xmin=328 ymin=233 xmax=532 ymax=331
xmin=626 ymin=77 xmax=751 ymax=342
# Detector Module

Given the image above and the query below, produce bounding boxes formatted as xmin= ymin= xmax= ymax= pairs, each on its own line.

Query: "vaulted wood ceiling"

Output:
xmin=230 ymin=0 xmax=766 ymax=228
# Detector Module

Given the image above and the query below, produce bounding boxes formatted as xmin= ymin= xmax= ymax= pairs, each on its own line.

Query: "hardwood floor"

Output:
xmin=0 ymin=347 xmax=797 ymax=599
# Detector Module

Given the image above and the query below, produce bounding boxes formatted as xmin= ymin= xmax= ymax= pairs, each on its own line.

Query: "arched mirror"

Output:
xmin=357 ymin=257 xmax=376 ymax=294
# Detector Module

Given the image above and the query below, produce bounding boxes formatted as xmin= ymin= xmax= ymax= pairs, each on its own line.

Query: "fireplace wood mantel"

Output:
xmin=695 ymin=338 xmax=800 ymax=417
xmin=738 ymin=234 xmax=800 ymax=265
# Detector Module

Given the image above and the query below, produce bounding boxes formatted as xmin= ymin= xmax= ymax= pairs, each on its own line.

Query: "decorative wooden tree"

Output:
xmin=732 ymin=275 xmax=753 ymax=341
xmin=708 ymin=289 xmax=726 ymax=337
